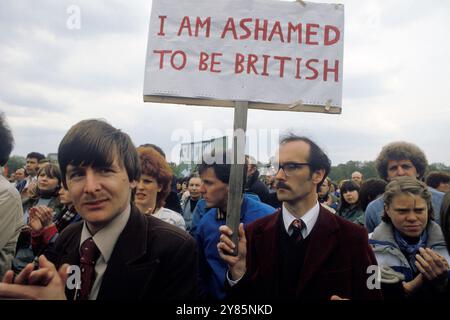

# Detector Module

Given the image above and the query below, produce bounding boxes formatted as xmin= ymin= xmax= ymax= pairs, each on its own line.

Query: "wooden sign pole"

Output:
xmin=225 ymin=101 xmax=248 ymax=256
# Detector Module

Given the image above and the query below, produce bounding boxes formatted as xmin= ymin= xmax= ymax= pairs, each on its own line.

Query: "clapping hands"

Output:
xmin=28 ymin=206 xmax=54 ymax=232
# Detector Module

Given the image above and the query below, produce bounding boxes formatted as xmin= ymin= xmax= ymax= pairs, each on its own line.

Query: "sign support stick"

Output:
xmin=225 ymin=101 xmax=248 ymax=256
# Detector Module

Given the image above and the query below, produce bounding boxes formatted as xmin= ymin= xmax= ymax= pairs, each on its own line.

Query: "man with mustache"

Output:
xmin=0 ymin=119 xmax=197 ymax=300
xmin=218 ymin=135 xmax=382 ymax=300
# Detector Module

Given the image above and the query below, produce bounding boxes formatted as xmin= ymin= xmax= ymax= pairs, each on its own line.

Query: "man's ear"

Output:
xmin=130 ymin=180 xmax=138 ymax=189
xmin=312 ymin=169 xmax=326 ymax=185
xmin=384 ymin=204 xmax=391 ymax=218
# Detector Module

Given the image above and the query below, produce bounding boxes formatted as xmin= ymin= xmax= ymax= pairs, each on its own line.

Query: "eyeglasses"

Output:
xmin=273 ymin=162 xmax=310 ymax=177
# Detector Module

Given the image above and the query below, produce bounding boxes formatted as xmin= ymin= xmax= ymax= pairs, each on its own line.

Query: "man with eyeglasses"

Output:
xmin=218 ymin=134 xmax=382 ymax=300
xmin=365 ymin=142 xmax=444 ymax=233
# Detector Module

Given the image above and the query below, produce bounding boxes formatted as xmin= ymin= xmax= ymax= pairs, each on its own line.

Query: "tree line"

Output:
xmin=5 ymin=155 xmax=450 ymax=183
xmin=328 ymin=161 xmax=450 ymax=183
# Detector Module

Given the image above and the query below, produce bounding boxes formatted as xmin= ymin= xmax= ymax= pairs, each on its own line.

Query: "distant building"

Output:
xmin=179 ymin=136 xmax=228 ymax=165
xmin=47 ymin=153 xmax=58 ymax=163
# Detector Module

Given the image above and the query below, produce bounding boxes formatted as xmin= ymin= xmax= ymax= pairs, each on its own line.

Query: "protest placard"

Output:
xmin=144 ymin=0 xmax=344 ymax=113
xmin=143 ymin=0 xmax=345 ymax=252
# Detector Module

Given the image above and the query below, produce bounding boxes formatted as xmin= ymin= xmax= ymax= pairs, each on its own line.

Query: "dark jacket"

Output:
xmin=13 ymin=195 xmax=63 ymax=273
xmin=337 ymin=205 xmax=365 ymax=226
xmin=50 ymin=204 xmax=198 ymax=300
xmin=266 ymin=192 xmax=282 ymax=210
xmin=244 ymin=170 xmax=270 ymax=205
xmin=164 ymin=191 xmax=182 ymax=213
xmin=228 ymin=206 xmax=382 ymax=300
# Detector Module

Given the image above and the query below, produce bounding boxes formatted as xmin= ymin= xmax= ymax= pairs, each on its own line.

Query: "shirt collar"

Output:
xmin=282 ymin=201 xmax=320 ymax=238
xmin=80 ymin=204 xmax=131 ymax=263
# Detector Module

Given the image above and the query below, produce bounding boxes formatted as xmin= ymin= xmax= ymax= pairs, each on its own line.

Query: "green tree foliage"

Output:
xmin=329 ymin=161 xmax=378 ymax=183
xmin=427 ymin=163 xmax=450 ymax=174
xmin=169 ymin=162 xmax=195 ymax=178
xmin=6 ymin=155 xmax=26 ymax=173
xmin=329 ymin=161 xmax=450 ymax=184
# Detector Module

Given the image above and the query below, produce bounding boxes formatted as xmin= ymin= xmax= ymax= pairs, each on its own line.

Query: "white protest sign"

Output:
xmin=144 ymin=0 xmax=344 ymax=111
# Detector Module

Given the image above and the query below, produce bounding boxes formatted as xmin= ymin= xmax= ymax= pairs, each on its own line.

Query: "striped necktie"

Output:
xmin=290 ymin=219 xmax=305 ymax=244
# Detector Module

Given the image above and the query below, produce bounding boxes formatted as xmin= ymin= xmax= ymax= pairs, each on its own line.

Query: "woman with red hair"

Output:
xmin=135 ymin=147 xmax=186 ymax=230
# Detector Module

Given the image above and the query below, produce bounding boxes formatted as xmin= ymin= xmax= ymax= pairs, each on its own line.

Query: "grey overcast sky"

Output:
xmin=1 ymin=0 xmax=449 ymax=165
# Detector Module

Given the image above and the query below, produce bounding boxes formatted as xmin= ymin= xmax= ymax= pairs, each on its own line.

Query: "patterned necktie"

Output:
xmin=79 ymin=237 xmax=100 ymax=300
xmin=290 ymin=219 xmax=305 ymax=244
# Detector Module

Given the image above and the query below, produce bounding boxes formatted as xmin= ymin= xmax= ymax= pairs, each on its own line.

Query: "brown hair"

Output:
xmin=375 ymin=142 xmax=428 ymax=181
xmin=37 ymin=163 xmax=62 ymax=185
xmin=197 ymin=149 xmax=248 ymax=192
xmin=137 ymin=146 xmax=173 ymax=209
xmin=280 ymin=134 xmax=331 ymax=188
xmin=31 ymin=163 xmax=62 ymax=199
xmin=426 ymin=171 xmax=450 ymax=189
xmin=58 ymin=119 xmax=140 ymax=188
xmin=382 ymin=176 xmax=434 ymax=223
xmin=0 ymin=113 xmax=14 ymax=166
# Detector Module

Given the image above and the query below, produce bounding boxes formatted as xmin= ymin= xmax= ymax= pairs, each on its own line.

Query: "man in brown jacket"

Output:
xmin=0 ymin=119 xmax=197 ymax=300
xmin=218 ymin=135 xmax=382 ymax=300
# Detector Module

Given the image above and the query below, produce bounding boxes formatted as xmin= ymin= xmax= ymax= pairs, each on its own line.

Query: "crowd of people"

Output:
xmin=0 ymin=113 xmax=449 ymax=301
